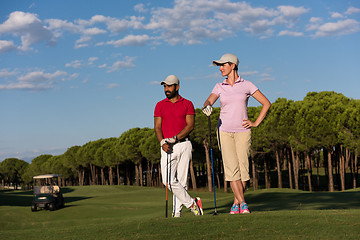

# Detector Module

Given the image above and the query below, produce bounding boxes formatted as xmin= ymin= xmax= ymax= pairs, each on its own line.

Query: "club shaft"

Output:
xmin=165 ymin=153 xmax=169 ymax=218
xmin=208 ymin=116 xmax=217 ymax=213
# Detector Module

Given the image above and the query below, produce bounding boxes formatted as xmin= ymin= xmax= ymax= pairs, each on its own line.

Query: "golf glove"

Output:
xmin=202 ymin=105 xmax=213 ymax=116
xmin=160 ymin=138 xmax=176 ymax=146
xmin=165 ymin=137 xmax=176 ymax=144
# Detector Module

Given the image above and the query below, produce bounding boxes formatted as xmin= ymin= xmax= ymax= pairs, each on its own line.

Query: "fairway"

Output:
xmin=1 ymin=186 xmax=360 ymax=240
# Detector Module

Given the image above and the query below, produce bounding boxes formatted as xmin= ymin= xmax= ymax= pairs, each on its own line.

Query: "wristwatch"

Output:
xmin=173 ymin=135 xmax=178 ymax=142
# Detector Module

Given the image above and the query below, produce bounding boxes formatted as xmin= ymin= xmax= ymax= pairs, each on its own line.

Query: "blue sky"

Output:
xmin=1 ymin=0 xmax=359 ymax=162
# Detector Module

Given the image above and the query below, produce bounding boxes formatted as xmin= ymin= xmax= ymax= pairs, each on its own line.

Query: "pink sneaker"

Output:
xmin=229 ymin=203 xmax=240 ymax=214
xmin=240 ymin=202 xmax=250 ymax=214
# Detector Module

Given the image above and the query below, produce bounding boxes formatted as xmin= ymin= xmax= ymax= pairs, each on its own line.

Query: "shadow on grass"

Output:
xmin=0 ymin=187 xmax=91 ymax=207
xmin=245 ymin=190 xmax=360 ymax=212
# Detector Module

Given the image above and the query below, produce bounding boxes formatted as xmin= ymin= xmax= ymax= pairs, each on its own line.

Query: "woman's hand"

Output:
xmin=242 ymin=119 xmax=257 ymax=129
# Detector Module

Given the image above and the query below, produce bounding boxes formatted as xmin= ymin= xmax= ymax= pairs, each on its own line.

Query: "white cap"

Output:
xmin=213 ymin=53 xmax=239 ymax=66
xmin=161 ymin=75 xmax=179 ymax=85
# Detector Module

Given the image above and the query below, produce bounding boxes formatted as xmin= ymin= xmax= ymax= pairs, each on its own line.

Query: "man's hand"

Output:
xmin=202 ymin=105 xmax=213 ymax=116
xmin=160 ymin=138 xmax=176 ymax=153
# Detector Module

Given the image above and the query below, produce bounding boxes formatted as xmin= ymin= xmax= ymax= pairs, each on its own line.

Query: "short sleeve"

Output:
xmin=211 ymin=83 xmax=221 ymax=97
xmin=247 ymin=81 xmax=258 ymax=95
xmin=186 ymin=101 xmax=195 ymax=115
xmin=154 ymin=102 xmax=162 ymax=117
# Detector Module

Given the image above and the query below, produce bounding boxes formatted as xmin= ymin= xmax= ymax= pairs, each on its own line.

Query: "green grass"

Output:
xmin=1 ymin=186 xmax=360 ymax=239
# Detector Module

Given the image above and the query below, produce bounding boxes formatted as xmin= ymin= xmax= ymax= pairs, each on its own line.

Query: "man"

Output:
xmin=154 ymin=75 xmax=203 ymax=217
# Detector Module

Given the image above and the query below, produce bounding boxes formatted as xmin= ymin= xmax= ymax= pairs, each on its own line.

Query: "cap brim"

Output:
xmin=212 ymin=61 xmax=225 ymax=66
xmin=161 ymin=81 xmax=177 ymax=85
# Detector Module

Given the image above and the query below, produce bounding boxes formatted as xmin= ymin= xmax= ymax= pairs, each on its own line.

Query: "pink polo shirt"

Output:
xmin=154 ymin=96 xmax=195 ymax=138
xmin=212 ymin=77 xmax=258 ymax=132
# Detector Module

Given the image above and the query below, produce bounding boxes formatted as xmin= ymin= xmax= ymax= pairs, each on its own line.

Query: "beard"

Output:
xmin=165 ymin=90 xmax=178 ymax=99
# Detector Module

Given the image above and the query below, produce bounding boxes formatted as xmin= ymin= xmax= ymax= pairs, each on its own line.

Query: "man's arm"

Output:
xmin=154 ymin=116 xmax=173 ymax=152
xmin=174 ymin=114 xmax=194 ymax=140
xmin=154 ymin=116 xmax=164 ymax=142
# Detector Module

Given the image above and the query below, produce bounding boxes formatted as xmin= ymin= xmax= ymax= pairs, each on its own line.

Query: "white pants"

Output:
xmin=161 ymin=140 xmax=193 ymax=215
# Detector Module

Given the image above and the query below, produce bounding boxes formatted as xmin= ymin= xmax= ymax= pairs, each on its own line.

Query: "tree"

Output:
xmin=63 ymin=146 xmax=81 ymax=185
xmin=117 ymin=128 xmax=148 ymax=186
xmin=139 ymin=129 xmax=161 ymax=187
xmin=76 ymin=139 xmax=107 ymax=185
xmin=297 ymin=91 xmax=350 ymax=192
xmin=338 ymin=99 xmax=360 ymax=189
xmin=0 ymin=158 xmax=29 ymax=189
xmin=23 ymin=154 xmax=53 ymax=184
xmin=250 ymin=105 xmax=272 ymax=189
xmin=261 ymin=98 xmax=296 ymax=189
xmin=102 ymin=139 xmax=121 ymax=185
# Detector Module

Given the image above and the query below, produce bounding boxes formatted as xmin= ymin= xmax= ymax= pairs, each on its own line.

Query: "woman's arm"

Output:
xmin=242 ymin=90 xmax=271 ymax=129
xmin=203 ymin=93 xmax=219 ymax=107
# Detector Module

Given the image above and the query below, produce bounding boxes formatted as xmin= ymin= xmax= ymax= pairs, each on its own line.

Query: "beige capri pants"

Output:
xmin=218 ymin=130 xmax=251 ymax=182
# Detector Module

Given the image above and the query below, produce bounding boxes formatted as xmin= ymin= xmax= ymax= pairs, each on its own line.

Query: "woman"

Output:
xmin=202 ymin=53 xmax=271 ymax=214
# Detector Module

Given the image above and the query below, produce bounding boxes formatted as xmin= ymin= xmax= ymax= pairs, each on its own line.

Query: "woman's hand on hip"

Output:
xmin=242 ymin=119 xmax=257 ymax=129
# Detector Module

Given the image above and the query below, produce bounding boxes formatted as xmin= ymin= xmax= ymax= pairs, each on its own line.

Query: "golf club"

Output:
xmin=165 ymin=152 xmax=169 ymax=218
xmin=208 ymin=116 xmax=218 ymax=215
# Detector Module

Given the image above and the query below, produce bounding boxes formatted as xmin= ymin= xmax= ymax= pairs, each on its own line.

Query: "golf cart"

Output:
xmin=31 ymin=174 xmax=65 ymax=212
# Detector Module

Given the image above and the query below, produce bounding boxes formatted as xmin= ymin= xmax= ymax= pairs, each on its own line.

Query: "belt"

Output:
xmin=177 ymin=137 xmax=189 ymax=143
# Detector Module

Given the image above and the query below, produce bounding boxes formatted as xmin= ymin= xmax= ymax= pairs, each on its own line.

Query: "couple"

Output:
xmin=154 ymin=53 xmax=271 ymax=217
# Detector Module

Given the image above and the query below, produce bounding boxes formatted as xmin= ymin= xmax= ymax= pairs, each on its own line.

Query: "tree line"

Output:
xmin=1 ymin=91 xmax=359 ymax=192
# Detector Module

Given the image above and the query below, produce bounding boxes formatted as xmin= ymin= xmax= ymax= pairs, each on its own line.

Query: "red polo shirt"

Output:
xmin=154 ymin=96 xmax=195 ymax=138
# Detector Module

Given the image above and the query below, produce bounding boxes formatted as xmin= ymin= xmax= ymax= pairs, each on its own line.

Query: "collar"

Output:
xmin=164 ymin=95 xmax=183 ymax=103
xmin=221 ymin=76 xmax=244 ymax=85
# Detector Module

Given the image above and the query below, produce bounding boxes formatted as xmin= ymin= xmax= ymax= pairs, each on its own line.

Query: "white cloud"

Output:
xmin=74 ymin=43 xmax=88 ymax=49
xmin=107 ymin=83 xmax=120 ymax=88
xmin=277 ymin=5 xmax=309 ymax=18
xmin=345 ymin=7 xmax=360 ymax=15
xmin=82 ymin=15 xmax=144 ymax=33
xmin=0 ymin=11 xmax=56 ymax=51
xmin=0 ymin=70 xmax=67 ymax=90
xmin=310 ymin=17 xmax=322 ymax=23
xmin=331 ymin=12 xmax=344 ymax=18
xmin=240 ymin=71 xmax=259 ymax=77
xmin=47 ymin=17 xmax=106 ymax=49
xmin=74 ymin=36 xmax=91 ymax=48
xmin=146 ymin=0 xmax=276 ymax=41
xmin=88 ymin=57 xmax=99 ymax=64
xmin=82 ymin=27 xmax=106 ymax=35
xmin=107 ymin=34 xmax=151 ymax=47
xmin=274 ymin=6 xmax=310 ymax=27
xmin=145 ymin=1 xmax=310 ymax=41
xmin=259 ymin=77 xmax=275 ymax=82
xmin=0 ymin=1 xmax=357 ymax=53
xmin=65 ymin=60 xmax=83 ymax=68
xmin=0 ymin=69 xmax=17 ymax=78
xmin=134 ymin=3 xmax=148 ymax=13
xmin=0 ymin=40 xmax=17 ymax=53
xmin=46 ymin=19 xmax=81 ymax=33
xmin=68 ymin=73 xmax=79 ymax=81
xmin=18 ymin=70 xmax=66 ymax=82
xmin=278 ymin=30 xmax=304 ymax=37
xmin=107 ymin=57 xmax=136 ymax=73
xmin=149 ymin=81 xmax=160 ymax=85
xmin=313 ymin=19 xmax=360 ymax=37
xmin=306 ymin=17 xmax=322 ymax=31
xmin=65 ymin=57 xmax=99 ymax=68
xmin=244 ymin=19 xmax=275 ymax=37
